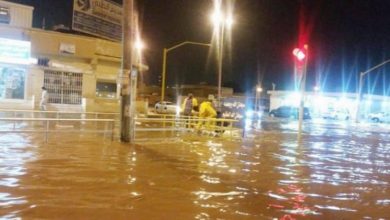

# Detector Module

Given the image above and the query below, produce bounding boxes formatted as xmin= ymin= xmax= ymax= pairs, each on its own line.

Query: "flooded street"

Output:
xmin=0 ymin=121 xmax=389 ymax=219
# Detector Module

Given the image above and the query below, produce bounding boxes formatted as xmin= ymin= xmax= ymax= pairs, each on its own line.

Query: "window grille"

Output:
xmin=43 ymin=70 xmax=83 ymax=105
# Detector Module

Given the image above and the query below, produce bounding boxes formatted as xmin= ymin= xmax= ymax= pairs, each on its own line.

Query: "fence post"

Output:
xmin=111 ymin=121 xmax=115 ymax=141
xmin=45 ymin=120 xmax=49 ymax=143
xmin=229 ymin=121 xmax=233 ymax=139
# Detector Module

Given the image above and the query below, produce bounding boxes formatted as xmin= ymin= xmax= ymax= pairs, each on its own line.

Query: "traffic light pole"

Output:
xmin=120 ymin=0 xmax=134 ymax=143
xmin=298 ymin=45 xmax=308 ymax=139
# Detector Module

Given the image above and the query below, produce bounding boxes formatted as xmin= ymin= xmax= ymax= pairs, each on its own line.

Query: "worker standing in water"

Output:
xmin=182 ymin=93 xmax=198 ymax=128
xmin=181 ymin=93 xmax=198 ymax=116
xmin=197 ymin=98 xmax=217 ymax=132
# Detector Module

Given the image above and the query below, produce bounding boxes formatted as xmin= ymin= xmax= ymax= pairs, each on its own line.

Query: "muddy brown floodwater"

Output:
xmin=0 ymin=121 xmax=389 ymax=219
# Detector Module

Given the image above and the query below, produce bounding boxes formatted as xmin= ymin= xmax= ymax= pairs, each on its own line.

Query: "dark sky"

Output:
xmin=6 ymin=0 xmax=390 ymax=95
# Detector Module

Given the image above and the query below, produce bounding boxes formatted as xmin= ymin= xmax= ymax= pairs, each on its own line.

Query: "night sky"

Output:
xmin=6 ymin=0 xmax=390 ymax=95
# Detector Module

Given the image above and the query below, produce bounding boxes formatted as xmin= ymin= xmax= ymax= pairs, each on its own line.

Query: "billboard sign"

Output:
xmin=0 ymin=38 xmax=32 ymax=65
xmin=72 ymin=0 xmax=122 ymax=41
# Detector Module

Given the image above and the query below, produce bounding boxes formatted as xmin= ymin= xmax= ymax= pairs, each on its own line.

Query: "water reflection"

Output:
xmin=0 ymin=121 xmax=389 ymax=219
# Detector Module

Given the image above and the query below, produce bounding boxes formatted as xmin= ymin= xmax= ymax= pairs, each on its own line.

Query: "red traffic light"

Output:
xmin=293 ymin=48 xmax=306 ymax=61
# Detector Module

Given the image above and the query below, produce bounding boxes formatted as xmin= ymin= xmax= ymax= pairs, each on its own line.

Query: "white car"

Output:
xmin=155 ymin=101 xmax=180 ymax=114
xmin=368 ymin=112 xmax=390 ymax=123
xmin=322 ymin=108 xmax=350 ymax=120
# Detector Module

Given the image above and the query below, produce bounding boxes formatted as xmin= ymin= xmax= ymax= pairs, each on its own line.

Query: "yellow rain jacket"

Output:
xmin=199 ymin=101 xmax=217 ymax=118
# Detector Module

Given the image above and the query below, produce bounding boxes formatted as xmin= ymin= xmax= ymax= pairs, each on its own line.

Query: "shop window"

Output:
xmin=43 ymin=70 xmax=82 ymax=105
xmin=0 ymin=66 xmax=25 ymax=100
xmin=96 ymin=81 xmax=117 ymax=99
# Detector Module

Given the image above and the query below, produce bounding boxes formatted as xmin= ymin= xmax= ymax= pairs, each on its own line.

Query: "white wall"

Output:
xmin=0 ymin=0 xmax=33 ymax=28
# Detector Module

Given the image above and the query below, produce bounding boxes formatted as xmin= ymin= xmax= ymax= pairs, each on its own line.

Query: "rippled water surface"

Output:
xmin=0 ymin=121 xmax=389 ymax=219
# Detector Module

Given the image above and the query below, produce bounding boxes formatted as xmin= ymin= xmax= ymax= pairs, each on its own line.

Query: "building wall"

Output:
xmin=0 ymin=0 xmax=33 ymax=28
xmin=268 ymin=90 xmax=390 ymax=119
xmin=0 ymin=24 xmax=150 ymax=113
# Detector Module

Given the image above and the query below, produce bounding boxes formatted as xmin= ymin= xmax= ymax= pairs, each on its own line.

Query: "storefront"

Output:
xmin=0 ymin=37 xmax=36 ymax=109
xmin=268 ymin=90 xmax=390 ymax=120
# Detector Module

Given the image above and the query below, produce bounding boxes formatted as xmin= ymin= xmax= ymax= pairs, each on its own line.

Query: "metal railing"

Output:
xmin=0 ymin=109 xmax=119 ymax=119
xmin=0 ymin=118 xmax=115 ymax=143
xmin=0 ymin=110 xmax=241 ymax=142
xmin=134 ymin=114 xmax=240 ymax=139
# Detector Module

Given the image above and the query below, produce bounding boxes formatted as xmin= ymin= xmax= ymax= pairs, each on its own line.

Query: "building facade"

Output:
xmin=268 ymin=90 xmax=390 ymax=120
xmin=0 ymin=0 xmax=145 ymax=113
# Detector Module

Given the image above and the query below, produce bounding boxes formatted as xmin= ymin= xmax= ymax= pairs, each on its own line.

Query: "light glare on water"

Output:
xmin=0 ymin=121 xmax=389 ymax=219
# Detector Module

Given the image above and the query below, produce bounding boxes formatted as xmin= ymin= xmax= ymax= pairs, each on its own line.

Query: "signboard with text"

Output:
xmin=72 ymin=0 xmax=122 ymax=41
xmin=0 ymin=38 xmax=31 ymax=65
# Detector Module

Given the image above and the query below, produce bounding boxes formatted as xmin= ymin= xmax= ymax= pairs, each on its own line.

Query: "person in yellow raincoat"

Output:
xmin=197 ymin=99 xmax=217 ymax=131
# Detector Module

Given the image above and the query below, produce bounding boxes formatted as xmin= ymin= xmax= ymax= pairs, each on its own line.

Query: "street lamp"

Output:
xmin=314 ymin=86 xmax=320 ymax=92
xmin=160 ymin=41 xmax=211 ymax=102
xmin=255 ymin=86 xmax=263 ymax=111
xmin=355 ymin=59 xmax=390 ymax=123
xmin=211 ymin=2 xmax=234 ymax=107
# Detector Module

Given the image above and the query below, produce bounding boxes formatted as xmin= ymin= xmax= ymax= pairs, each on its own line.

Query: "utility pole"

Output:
xmin=120 ymin=0 xmax=134 ymax=142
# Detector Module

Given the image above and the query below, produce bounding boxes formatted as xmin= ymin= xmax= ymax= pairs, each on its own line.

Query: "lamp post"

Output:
xmin=160 ymin=41 xmax=211 ymax=102
xmin=255 ymin=86 xmax=263 ymax=111
xmin=211 ymin=4 xmax=233 ymax=108
xmin=355 ymin=59 xmax=390 ymax=123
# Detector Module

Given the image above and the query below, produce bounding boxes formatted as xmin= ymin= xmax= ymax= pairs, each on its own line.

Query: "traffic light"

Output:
xmin=292 ymin=44 xmax=308 ymax=71
xmin=293 ymin=48 xmax=306 ymax=61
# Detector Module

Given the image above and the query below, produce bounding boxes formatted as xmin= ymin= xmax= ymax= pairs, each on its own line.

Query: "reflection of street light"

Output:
xmin=211 ymin=1 xmax=234 ymax=107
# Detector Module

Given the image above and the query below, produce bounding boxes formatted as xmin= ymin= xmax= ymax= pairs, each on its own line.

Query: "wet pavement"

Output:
xmin=0 ymin=120 xmax=389 ymax=219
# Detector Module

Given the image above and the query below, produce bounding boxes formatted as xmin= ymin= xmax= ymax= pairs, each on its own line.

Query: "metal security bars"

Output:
xmin=43 ymin=70 xmax=83 ymax=105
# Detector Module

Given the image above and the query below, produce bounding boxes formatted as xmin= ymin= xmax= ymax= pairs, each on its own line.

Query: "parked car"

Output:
xmin=269 ymin=106 xmax=311 ymax=119
xmin=155 ymin=101 xmax=180 ymax=114
xmin=322 ymin=108 xmax=350 ymax=120
xmin=368 ymin=112 xmax=390 ymax=123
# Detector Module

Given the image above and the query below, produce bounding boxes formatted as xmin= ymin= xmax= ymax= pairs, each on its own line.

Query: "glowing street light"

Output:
xmin=314 ymin=86 xmax=320 ymax=92
xmin=211 ymin=0 xmax=234 ymax=108
xmin=255 ymin=85 xmax=263 ymax=111
xmin=134 ymin=39 xmax=144 ymax=50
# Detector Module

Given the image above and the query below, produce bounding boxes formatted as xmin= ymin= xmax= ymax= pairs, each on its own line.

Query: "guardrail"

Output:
xmin=0 ymin=110 xmax=241 ymax=141
xmin=0 ymin=118 xmax=115 ymax=143
xmin=135 ymin=115 xmax=240 ymax=139
xmin=0 ymin=109 xmax=119 ymax=119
